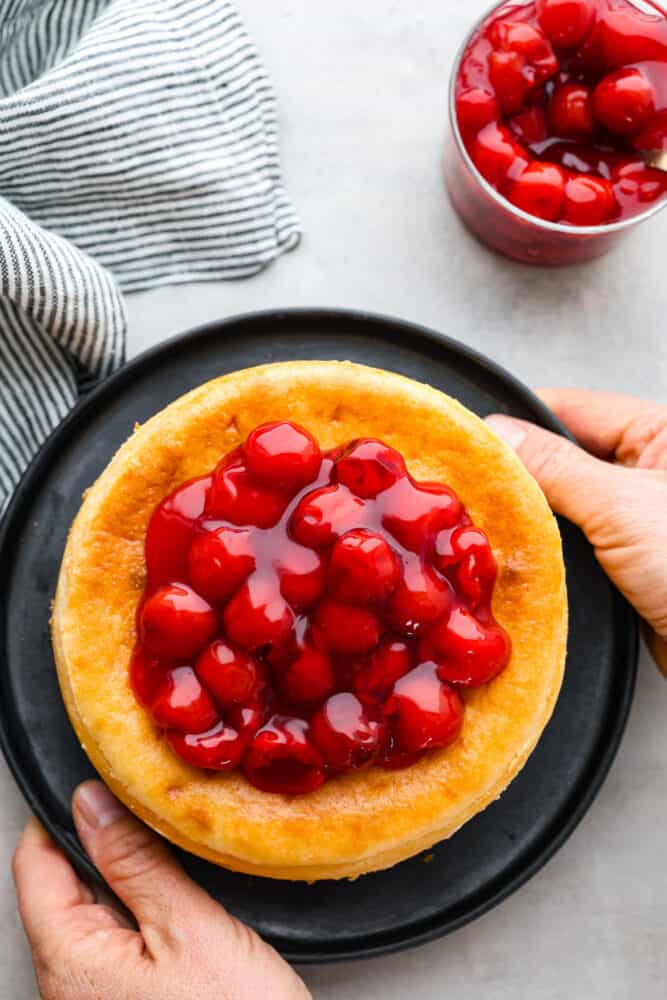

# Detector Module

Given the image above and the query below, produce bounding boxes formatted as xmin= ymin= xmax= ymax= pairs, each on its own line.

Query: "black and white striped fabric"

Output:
xmin=0 ymin=0 xmax=300 ymax=512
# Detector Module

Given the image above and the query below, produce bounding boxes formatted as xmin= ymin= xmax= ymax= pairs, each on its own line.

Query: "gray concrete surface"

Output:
xmin=2 ymin=0 xmax=666 ymax=996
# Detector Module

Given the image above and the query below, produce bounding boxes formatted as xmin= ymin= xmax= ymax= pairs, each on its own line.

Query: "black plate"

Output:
xmin=0 ymin=309 xmax=637 ymax=964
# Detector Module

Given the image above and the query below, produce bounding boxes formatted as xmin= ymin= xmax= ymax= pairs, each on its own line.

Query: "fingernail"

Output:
xmin=486 ymin=415 xmax=528 ymax=452
xmin=74 ymin=782 xmax=125 ymax=830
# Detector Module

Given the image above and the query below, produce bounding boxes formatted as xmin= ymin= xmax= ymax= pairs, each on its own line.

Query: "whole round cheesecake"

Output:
xmin=52 ymin=360 xmax=567 ymax=881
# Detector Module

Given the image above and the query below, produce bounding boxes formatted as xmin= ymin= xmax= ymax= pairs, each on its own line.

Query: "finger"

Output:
xmin=536 ymin=387 xmax=667 ymax=464
xmin=485 ymin=414 xmax=626 ymax=532
xmin=12 ymin=818 xmax=93 ymax=952
xmin=72 ymin=781 xmax=217 ymax=955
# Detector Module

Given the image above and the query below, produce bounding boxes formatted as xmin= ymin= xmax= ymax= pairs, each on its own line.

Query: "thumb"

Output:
xmin=485 ymin=414 xmax=627 ymax=535
xmin=73 ymin=780 xmax=216 ymax=955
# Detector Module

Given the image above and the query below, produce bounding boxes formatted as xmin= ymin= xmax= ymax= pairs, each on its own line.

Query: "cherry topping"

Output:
xmin=245 ymin=421 xmax=321 ymax=491
xmin=145 ymin=476 xmax=211 ymax=587
xmin=563 ymin=174 xmax=616 ymax=225
xmin=195 ymin=640 xmax=264 ymax=709
xmin=168 ymin=723 xmax=243 ymax=771
xmin=315 ymin=600 xmax=381 ymax=656
xmin=329 ymin=529 xmax=400 ymax=604
xmin=456 ymin=88 xmax=500 ymax=137
xmin=537 ymin=0 xmax=597 ymax=50
xmin=510 ymin=106 xmax=548 ymax=144
xmin=130 ymin=648 xmax=167 ymax=708
xmin=353 ymin=638 xmax=412 ymax=705
xmin=548 ymin=83 xmax=596 ymax=139
xmin=336 ymin=439 xmax=407 ymax=498
xmin=489 ymin=49 xmax=531 ymax=115
xmin=435 ymin=525 xmax=497 ymax=610
xmin=507 ymin=162 xmax=567 ymax=221
xmin=388 ymin=561 xmax=450 ymax=636
xmin=133 ymin=421 xmax=511 ymax=793
xmin=290 ymin=485 xmax=365 ymax=548
xmin=311 ymin=694 xmax=385 ymax=770
xmin=382 ymin=478 xmax=461 ymax=552
xmin=278 ymin=646 xmax=335 ymax=704
xmin=632 ymin=110 xmax=667 ymax=152
xmin=243 ymin=716 xmax=325 ymax=795
xmin=278 ymin=546 xmax=326 ymax=608
xmin=140 ymin=584 xmax=217 ymax=661
xmin=151 ymin=667 xmax=220 ymax=733
xmin=423 ymin=606 xmax=512 ymax=687
xmin=471 ymin=122 xmax=530 ymax=186
xmin=593 ymin=68 xmax=655 ymax=137
xmin=385 ymin=663 xmax=464 ymax=755
xmin=187 ymin=526 xmax=255 ymax=604
xmin=207 ymin=455 xmax=287 ymax=528
xmin=223 ymin=576 xmax=295 ymax=655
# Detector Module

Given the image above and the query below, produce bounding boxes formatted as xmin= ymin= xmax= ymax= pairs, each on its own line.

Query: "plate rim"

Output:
xmin=0 ymin=307 xmax=639 ymax=964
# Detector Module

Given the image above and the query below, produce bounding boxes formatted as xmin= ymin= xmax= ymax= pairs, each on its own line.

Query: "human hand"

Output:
xmin=486 ymin=388 xmax=667 ymax=674
xmin=13 ymin=781 xmax=310 ymax=1000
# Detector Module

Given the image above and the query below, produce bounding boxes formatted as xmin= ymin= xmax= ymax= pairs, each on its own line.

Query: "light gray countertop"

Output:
xmin=2 ymin=1 xmax=667 ymax=996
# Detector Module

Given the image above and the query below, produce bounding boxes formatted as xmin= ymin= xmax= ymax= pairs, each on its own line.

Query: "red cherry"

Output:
xmin=537 ymin=0 xmax=597 ymax=49
xmin=489 ymin=50 xmax=530 ymax=116
xmin=243 ymin=716 xmax=325 ymax=795
xmin=376 ymin=733 xmax=424 ymax=771
xmin=187 ymin=526 xmax=255 ymax=605
xmin=311 ymin=693 xmax=385 ymax=770
xmin=130 ymin=648 xmax=167 ymax=708
xmin=632 ymin=110 xmax=667 ymax=152
xmin=435 ymin=526 xmax=497 ymax=609
xmin=244 ymin=421 xmax=321 ymax=492
xmin=168 ymin=722 xmax=243 ymax=771
xmin=509 ymin=106 xmax=548 ymax=144
xmin=548 ymin=83 xmax=595 ymax=139
xmin=278 ymin=646 xmax=336 ymax=704
xmin=385 ymin=662 xmax=464 ymax=755
xmin=222 ymin=577 xmax=295 ymax=654
xmin=488 ymin=20 xmax=559 ymax=114
xmin=195 ymin=640 xmax=263 ymax=708
xmin=140 ymin=584 xmax=217 ymax=661
xmin=278 ymin=546 xmax=326 ymax=608
xmin=353 ymin=638 xmax=412 ymax=705
xmin=564 ymin=174 xmax=616 ymax=225
xmin=614 ymin=160 xmax=667 ymax=207
xmin=315 ymin=600 xmax=381 ymax=656
xmin=207 ymin=456 xmax=287 ymax=528
xmin=290 ymin=485 xmax=366 ymax=548
xmin=579 ymin=10 xmax=667 ymax=74
xmin=382 ymin=478 xmax=462 ymax=553
xmin=388 ymin=560 xmax=450 ymax=636
xmin=506 ymin=162 xmax=567 ymax=221
xmin=151 ymin=667 xmax=220 ymax=733
xmin=490 ymin=20 xmax=559 ymax=79
xmin=145 ymin=476 xmax=211 ymax=587
xmin=593 ymin=68 xmax=655 ymax=137
xmin=456 ymin=88 xmax=499 ymax=137
xmin=335 ymin=439 xmax=407 ymax=498
xmin=228 ymin=705 xmax=266 ymax=743
xmin=329 ymin=529 xmax=400 ymax=605
xmin=423 ymin=606 xmax=512 ymax=687
xmin=470 ymin=122 xmax=529 ymax=187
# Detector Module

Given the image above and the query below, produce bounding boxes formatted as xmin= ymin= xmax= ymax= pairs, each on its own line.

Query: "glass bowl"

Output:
xmin=444 ymin=0 xmax=667 ymax=265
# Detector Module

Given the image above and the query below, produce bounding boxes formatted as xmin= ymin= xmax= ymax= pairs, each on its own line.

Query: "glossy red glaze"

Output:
xmin=131 ymin=422 xmax=511 ymax=794
xmin=448 ymin=0 xmax=667 ymax=262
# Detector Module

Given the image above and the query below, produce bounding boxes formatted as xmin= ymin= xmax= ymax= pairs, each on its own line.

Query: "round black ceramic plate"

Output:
xmin=0 ymin=309 xmax=637 ymax=964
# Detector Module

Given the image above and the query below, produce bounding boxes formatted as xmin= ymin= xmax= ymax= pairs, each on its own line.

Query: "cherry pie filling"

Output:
xmin=456 ymin=0 xmax=667 ymax=226
xmin=132 ymin=422 xmax=512 ymax=795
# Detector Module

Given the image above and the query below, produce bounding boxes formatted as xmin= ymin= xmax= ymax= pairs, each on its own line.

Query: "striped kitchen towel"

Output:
xmin=0 ymin=0 xmax=301 ymax=513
